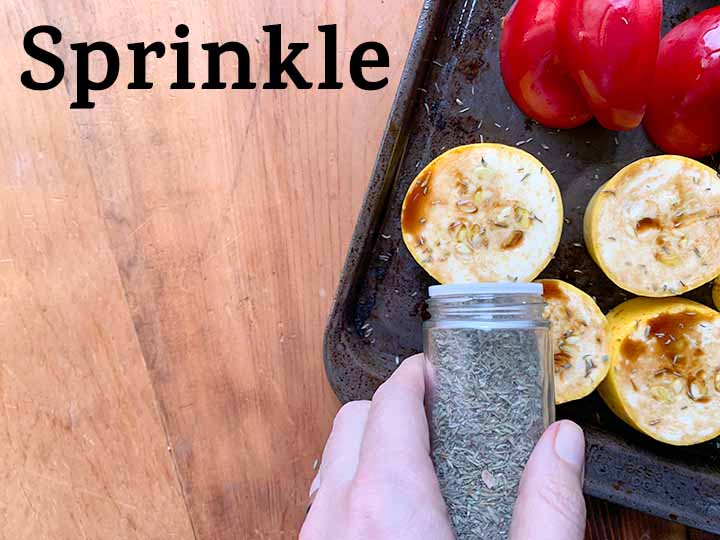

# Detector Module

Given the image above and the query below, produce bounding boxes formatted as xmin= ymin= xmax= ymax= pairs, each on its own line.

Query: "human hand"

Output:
xmin=510 ymin=418 xmax=587 ymax=540
xmin=300 ymin=354 xmax=586 ymax=540
xmin=300 ymin=353 xmax=454 ymax=540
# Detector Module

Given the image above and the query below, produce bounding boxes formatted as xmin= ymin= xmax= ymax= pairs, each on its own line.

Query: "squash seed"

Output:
xmin=655 ymin=250 xmax=682 ymax=266
xmin=650 ymin=385 xmax=674 ymax=403
xmin=501 ymin=230 xmax=524 ymax=250
xmin=495 ymin=206 xmax=514 ymax=227
xmin=688 ymin=371 xmax=708 ymax=401
xmin=514 ymin=206 xmax=532 ymax=228
xmin=473 ymin=166 xmax=494 ymax=182
xmin=474 ymin=189 xmax=484 ymax=206
xmin=456 ymin=200 xmax=479 ymax=213
xmin=469 ymin=224 xmax=484 ymax=249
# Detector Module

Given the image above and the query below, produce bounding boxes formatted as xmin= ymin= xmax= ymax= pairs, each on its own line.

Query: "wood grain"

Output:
xmin=689 ymin=529 xmax=720 ymax=540
xmin=5 ymin=0 xmax=422 ymax=537
xmin=0 ymin=4 xmax=195 ymax=539
xmin=1 ymin=0 xmax=717 ymax=538
xmin=586 ymin=498 xmax=689 ymax=540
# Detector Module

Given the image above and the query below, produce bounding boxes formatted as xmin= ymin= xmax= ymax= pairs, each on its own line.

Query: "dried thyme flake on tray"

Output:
xmin=428 ymin=328 xmax=546 ymax=540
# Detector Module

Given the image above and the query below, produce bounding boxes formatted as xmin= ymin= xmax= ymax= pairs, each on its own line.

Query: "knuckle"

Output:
xmin=372 ymin=375 xmax=425 ymax=410
xmin=372 ymin=379 xmax=409 ymax=408
xmin=345 ymin=474 xmax=433 ymax=539
xmin=370 ymin=381 xmax=393 ymax=406
xmin=352 ymin=458 xmax=429 ymax=509
xmin=349 ymin=468 xmax=382 ymax=499
xmin=357 ymin=460 xmax=423 ymax=493
xmin=538 ymin=475 xmax=587 ymax=533
xmin=333 ymin=400 xmax=370 ymax=430
xmin=345 ymin=478 xmax=387 ymax=534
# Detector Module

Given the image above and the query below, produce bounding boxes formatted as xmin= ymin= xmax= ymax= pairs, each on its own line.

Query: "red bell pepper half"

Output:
xmin=644 ymin=7 xmax=720 ymax=158
xmin=559 ymin=0 xmax=662 ymax=131
xmin=500 ymin=0 xmax=592 ymax=129
xmin=500 ymin=0 xmax=662 ymax=131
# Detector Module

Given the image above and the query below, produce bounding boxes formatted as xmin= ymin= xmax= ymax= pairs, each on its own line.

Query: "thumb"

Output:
xmin=510 ymin=420 xmax=587 ymax=540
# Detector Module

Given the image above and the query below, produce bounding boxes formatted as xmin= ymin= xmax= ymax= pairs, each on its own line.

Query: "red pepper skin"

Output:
xmin=500 ymin=0 xmax=592 ymax=129
xmin=559 ymin=0 xmax=662 ymax=131
xmin=644 ymin=7 xmax=720 ymax=158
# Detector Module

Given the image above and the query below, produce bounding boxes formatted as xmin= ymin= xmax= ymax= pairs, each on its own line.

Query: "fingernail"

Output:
xmin=554 ymin=421 xmax=585 ymax=473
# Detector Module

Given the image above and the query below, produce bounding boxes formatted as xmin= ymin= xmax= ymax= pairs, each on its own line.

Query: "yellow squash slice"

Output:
xmin=538 ymin=279 xmax=610 ymax=404
xmin=584 ymin=155 xmax=720 ymax=297
xmin=600 ymin=297 xmax=720 ymax=446
xmin=401 ymin=144 xmax=563 ymax=283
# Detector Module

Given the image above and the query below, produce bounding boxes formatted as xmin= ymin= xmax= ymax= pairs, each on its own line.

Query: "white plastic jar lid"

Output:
xmin=428 ymin=282 xmax=543 ymax=297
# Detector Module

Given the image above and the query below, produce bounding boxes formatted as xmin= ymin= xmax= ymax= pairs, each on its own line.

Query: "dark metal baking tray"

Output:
xmin=323 ymin=0 xmax=720 ymax=533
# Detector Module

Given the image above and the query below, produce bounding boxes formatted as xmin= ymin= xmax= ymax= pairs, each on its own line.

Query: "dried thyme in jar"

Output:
xmin=423 ymin=283 xmax=554 ymax=540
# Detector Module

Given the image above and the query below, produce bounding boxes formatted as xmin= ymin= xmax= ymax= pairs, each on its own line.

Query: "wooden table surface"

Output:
xmin=1 ymin=1 xmax=717 ymax=538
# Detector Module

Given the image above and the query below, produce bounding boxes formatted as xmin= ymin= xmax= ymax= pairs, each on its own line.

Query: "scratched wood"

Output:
xmin=2 ymin=0 xmax=718 ymax=538
xmin=0 ymin=3 xmax=195 ymax=540
xmin=3 ymin=0 xmax=423 ymax=538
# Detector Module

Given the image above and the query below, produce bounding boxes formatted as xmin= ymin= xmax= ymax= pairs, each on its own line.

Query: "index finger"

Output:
xmin=355 ymin=354 xmax=434 ymax=477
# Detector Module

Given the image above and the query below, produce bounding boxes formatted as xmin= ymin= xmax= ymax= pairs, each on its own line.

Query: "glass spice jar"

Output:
xmin=423 ymin=283 xmax=555 ymax=540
